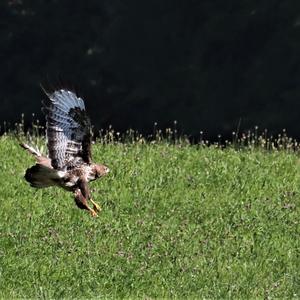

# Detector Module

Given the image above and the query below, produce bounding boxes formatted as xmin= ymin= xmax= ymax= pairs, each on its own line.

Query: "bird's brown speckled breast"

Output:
xmin=58 ymin=165 xmax=96 ymax=192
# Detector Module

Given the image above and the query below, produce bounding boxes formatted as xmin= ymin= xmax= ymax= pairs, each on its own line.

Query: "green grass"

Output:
xmin=0 ymin=136 xmax=299 ymax=299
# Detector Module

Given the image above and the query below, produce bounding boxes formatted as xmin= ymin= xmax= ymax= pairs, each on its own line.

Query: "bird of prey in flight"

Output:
xmin=21 ymin=89 xmax=109 ymax=217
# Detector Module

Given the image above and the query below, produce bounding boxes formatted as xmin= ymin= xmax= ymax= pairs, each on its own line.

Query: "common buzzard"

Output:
xmin=21 ymin=89 xmax=109 ymax=217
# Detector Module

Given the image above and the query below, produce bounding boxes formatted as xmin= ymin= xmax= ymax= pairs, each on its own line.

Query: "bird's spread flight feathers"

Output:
xmin=42 ymin=89 xmax=92 ymax=170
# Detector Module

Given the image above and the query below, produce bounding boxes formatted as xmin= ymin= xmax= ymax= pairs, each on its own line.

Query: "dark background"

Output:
xmin=1 ymin=0 xmax=300 ymax=139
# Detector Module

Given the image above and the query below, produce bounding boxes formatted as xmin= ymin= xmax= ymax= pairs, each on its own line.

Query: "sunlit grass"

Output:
xmin=0 ymin=135 xmax=299 ymax=299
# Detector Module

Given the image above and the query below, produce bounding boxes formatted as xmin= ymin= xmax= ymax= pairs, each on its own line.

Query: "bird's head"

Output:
xmin=93 ymin=164 xmax=110 ymax=179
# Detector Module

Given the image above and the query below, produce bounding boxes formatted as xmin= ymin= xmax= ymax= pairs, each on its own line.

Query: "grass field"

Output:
xmin=0 ymin=135 xmax=299 ymax=299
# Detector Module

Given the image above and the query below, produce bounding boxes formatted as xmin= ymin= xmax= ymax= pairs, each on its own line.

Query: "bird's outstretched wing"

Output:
xmin=42 ymin=89 xmax=92 ymax=170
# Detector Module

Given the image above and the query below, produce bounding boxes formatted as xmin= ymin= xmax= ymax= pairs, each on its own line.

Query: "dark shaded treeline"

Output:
xmin=1 ymin=0 xmax=300 ymax=139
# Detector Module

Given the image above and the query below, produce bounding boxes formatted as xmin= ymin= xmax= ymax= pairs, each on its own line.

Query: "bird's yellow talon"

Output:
xmin=90 ymin=199 xmax=101 ymax=212
xmin=89 ymin=209 xmax=98 ymax=217
xmin=93 ymin=204 xmax=101 ymax=212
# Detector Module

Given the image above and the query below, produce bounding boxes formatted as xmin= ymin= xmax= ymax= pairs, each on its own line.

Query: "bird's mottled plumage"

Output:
xmin=21 ymin=89 xmax=109 ymax=216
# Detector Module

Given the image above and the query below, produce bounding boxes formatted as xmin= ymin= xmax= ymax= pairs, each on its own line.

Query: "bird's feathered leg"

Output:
xmin=78 ymin=177 xmax=101 ymax=213
xmin=74 ymin=188 xmax=97 ymax=217
xmin=74 ymin=178 xmax=97 ymax=216
xmin=74 ymin=178 xmax=97 ymax=217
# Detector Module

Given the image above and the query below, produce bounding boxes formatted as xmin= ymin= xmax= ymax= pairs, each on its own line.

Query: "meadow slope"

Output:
xmin=0 ymin=137 xmax=299 ymax=299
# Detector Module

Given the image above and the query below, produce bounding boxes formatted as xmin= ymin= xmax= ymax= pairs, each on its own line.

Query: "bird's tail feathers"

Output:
xmin=20 ymin=143 xmax=42 ymax=157
xmin=25 ymin=164 xmax=62 ymax=188
xmin=20 ymin=142 xmax=53 ymax=167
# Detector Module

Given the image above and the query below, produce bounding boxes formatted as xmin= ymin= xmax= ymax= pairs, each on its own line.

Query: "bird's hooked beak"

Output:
xmin=94 ymin=164 xmax=110 ymax=178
